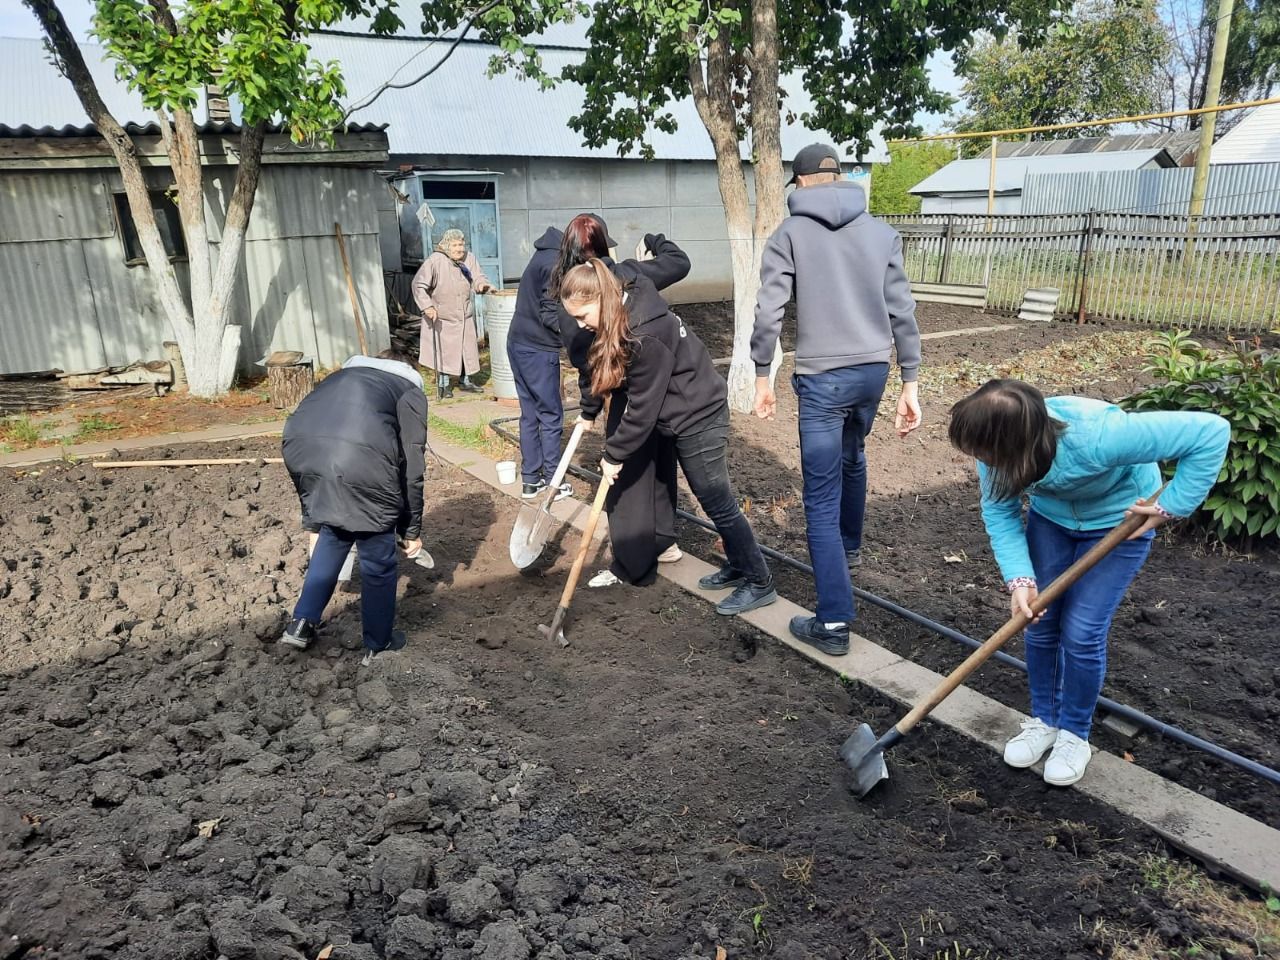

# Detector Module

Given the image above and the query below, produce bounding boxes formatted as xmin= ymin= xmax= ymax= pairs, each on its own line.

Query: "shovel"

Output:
xmin=509 ymin=419 xmax=588 ymax=569
xmin=840 ymin=488 xmax=1164 ymax=798
xmin=538 ymin=476 xmax=611 ymax=648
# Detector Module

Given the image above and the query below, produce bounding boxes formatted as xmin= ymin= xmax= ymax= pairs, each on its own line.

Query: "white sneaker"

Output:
xmin=657 ymin=544 xmax=683 ymax=563
xmin=1043 ymin=730 xmax=1093 ymax=786
xmin=588 ymin=569 xmax=621 ymax=588
xmin=1003 ymin=717 xmax=1059 ymax=769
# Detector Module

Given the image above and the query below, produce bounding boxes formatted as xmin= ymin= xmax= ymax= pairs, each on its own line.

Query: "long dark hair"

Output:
xmin=948 ymin=379 xmax=1065 ymax=501
xmin=559 ymin=259 xmax=632 ymax=399
xmin=548 ymin=214 xmax=611 ymax=299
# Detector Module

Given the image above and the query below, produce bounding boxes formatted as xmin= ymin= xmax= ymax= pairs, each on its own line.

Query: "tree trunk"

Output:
xmin=720 ymin=0 xmax=787 ymax=414
xmin=687 ymin=17 xmax=780 ymax=414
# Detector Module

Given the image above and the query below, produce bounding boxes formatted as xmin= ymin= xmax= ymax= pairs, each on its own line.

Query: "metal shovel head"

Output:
xmin=840 ymin=724 xmax=890 ymax=798
xmin=509 ymin=502 xmax=553 ymax=569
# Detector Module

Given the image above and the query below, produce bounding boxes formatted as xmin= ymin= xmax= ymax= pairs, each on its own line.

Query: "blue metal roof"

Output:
xmin=911 ymin=149 xmax=1172 ymax=196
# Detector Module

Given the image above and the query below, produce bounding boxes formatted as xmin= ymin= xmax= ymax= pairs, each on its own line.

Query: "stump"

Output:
xmin=266 ymin=352 xmax=314 ymax=411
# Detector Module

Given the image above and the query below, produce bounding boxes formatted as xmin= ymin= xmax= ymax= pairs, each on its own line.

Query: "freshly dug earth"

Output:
xmin=1 ymin=440 xmax=1266 ymax=959
xmin=670 ymin=304 xmax=1280 ymax=831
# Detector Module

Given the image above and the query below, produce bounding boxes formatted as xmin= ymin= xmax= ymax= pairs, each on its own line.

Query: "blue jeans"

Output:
xmin=294 ymin=526 xmax=398 ymax=651
xmin=794 ymin=363 xmax=889 ymax=623
xmin=1024 ymin=510 xmax=1153 ymax=739
xmin=508 ymin=340 xmax=563 ymax=484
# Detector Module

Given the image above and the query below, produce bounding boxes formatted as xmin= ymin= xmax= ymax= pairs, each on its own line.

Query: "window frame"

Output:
xmin=112 ymin=188 xmax=188 ymax=267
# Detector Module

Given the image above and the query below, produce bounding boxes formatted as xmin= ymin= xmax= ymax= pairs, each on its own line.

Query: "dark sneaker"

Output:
xmin=441 ymin=387 xmax=454 ymax=400
xmin=788 ymin=616 xmax=850 ymax=656
xmin=549 ymin=480 xmax=573 ymax=502
xmin=361 ymin=630 xmax=408 ymax=666
xmin=716 ymin=580 xmax=778 ymax=616
xmin=698 ymin=565 xmax=746 ymax=591
xmin=458 ymin=381 xmax=483 ymax=394
xmin=847 ymin=548 xmax=863 ymax=568
xmin=522 ymin=479 xmax=547 ymax=500
xmin=279 ymin=618 xmax=318 ymax=650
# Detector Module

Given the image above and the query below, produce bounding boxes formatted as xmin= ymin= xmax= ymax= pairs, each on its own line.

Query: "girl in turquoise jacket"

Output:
xmin=949 ymin=380 xmax=1229 ymax=787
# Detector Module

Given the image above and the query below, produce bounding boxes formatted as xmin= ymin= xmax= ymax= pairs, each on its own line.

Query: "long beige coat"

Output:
xmin=412 ymin=252 xmax=492 ymax=376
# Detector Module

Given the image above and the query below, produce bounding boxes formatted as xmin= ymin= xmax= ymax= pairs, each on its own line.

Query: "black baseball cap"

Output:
xmin=584 ymin=213 xmax=618 ymax=247
xmin=788 ymin=143 xmax=841 ymax=184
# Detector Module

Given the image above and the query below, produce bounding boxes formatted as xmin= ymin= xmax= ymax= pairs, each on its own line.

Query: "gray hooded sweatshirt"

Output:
xmin=751 ymin=181 xmax=920 ymax=381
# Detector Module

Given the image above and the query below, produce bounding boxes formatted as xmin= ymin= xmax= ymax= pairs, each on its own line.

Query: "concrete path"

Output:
xmin=426 ymin=403 xmax=1280 ymax=894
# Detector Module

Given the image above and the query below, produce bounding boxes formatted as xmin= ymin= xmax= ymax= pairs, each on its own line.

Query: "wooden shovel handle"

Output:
xmin=335 ymin=222 xmax=369 ymax=356
xmin=894 ymin=485 xmax=1167 ymax=737
xmin=556 ymin=477 xmax=612 ymax=609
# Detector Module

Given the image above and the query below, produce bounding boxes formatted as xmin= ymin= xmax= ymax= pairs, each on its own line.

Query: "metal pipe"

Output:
xmin=487 ymin=414 xmax=1280 ymax=788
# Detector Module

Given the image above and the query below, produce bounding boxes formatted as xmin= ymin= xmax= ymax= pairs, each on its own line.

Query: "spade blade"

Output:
xmin=840 ymin=724 xmax=890 ymax=798
xmin=510 ymin=503 xmax=553 ymax=569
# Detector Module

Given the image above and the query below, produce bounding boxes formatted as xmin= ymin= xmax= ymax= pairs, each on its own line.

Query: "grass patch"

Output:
xmin=1105 ymin=855 xmax=1280 ymax=959
xmin=428 ymin=414 xmax=510 ymax=459
xmin=74 ymin=414 xmax=124 ymax=442
xmin=0 ymin=416 xmax=44 ymax=449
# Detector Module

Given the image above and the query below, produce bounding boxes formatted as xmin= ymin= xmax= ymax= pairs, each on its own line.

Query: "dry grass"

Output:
xmin=1104 ymin=855 xmax=1280 ymax=959
xmin=918 ymin=331 xmax=1150 ymax=398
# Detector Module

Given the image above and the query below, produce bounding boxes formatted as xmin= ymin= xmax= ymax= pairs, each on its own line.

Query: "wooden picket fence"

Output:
xmin=882 ymin=212 xmax=1280 ymax=332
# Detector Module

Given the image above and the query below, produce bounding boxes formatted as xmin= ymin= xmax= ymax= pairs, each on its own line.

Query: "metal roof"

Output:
xmin=910 ymin=148 xmax=1172 ymax=196
xmin=0 ymin=34 xmax=885 ymax=163
xmin=1212 ymin=101 xmax=1280 ymax=165
xmin=977 ymin=132 xmax=1199 ymax=165
xmin=0 ymin=120 xmax=386 ymax=138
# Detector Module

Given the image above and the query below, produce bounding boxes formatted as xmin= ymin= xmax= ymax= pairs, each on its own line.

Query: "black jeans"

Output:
xmin=676 ymin=408 xmax=771 ymax=587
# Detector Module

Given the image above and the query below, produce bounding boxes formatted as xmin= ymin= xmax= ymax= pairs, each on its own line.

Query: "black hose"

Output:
xmin=488 ymin=414 xmax=1280 ymax=788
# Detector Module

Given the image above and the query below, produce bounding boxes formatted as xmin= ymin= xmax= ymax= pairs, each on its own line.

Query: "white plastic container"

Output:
xmin=496 ymin=460 xmax=518 ymax=485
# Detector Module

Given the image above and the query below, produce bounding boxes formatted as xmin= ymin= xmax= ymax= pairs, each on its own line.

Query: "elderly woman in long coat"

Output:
xmin=412 ymin=228 xmax=495 ymax=398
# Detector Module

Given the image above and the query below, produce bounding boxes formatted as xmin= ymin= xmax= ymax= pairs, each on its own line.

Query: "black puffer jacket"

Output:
xmin=508 ymin=226 xmax=564 ymax=352
xmin=584 ymin=275 xmax=726 ymax=464
xmin=282 ymin=357 xmax=428 ymax=539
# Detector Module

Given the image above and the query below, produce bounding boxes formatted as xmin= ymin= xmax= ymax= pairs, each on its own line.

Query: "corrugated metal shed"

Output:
xmin=1022 ymin=161 xmax=1280 ymax=215
xmin=911 ymin=149 xmax=1172 ymax=197
xmin=1212 ymin=101 xmax=1280 ymax=165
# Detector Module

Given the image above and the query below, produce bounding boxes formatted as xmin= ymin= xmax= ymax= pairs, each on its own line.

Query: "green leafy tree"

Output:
xmin=954 ymin=0 xmax=1169 ymax=139
xmin=22 ymin=0 xmax=403 ymax=396
xmin=870 ymin=142 xmax=956 ymax=215
xmin=419 ymin=0 xmax=1068 ymax=410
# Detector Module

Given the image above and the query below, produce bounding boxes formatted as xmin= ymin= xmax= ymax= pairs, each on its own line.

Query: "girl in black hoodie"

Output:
xmin=559 ymin=259 xmax=776 ymax=617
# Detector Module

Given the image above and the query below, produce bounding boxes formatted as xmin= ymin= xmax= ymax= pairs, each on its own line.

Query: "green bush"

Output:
xmin=1123 ymin=331 xmax=1280 ymax=542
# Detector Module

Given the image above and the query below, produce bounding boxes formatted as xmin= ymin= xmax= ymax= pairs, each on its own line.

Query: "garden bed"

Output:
xmin=3 ymin=440 xmax=1274 ymax=958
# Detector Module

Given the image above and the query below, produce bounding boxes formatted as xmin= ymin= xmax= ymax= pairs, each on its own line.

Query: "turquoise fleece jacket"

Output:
xmin=975 ymin=396 xmax=1230 ymax=584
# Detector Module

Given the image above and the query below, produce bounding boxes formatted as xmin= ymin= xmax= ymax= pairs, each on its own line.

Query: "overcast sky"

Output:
xmin=0 ymin=1 xmax=962 ymax=131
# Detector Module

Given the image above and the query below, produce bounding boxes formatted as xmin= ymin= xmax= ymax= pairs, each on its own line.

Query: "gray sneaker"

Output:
xmin=847 ymin=548 xmax=863 ymax=568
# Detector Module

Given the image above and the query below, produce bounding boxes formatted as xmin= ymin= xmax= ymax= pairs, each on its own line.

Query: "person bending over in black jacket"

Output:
xmin=559 ymin=259 xmax=777 ymax=617
xmin=549 ymin=214 xmax=692 ymax=586
xmin=280 ymin=349 xmax=427 ymax=664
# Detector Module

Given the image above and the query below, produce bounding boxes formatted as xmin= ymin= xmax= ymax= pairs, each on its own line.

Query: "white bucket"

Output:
xmin=481 ymin=290 xmax=519 ymax=400
xmin=496 ymin=460 xmax=518 ymax=485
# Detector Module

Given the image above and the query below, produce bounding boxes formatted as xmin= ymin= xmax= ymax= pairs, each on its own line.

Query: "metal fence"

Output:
xmin=882 ymin=212 xmax=1280 ymax=332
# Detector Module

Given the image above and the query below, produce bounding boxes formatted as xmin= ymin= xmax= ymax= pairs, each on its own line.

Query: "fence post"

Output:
xmin=938 ymin=215 xmax=955 ymax=283
xmin=1075 ymin=209 xmax=1097 ymax=324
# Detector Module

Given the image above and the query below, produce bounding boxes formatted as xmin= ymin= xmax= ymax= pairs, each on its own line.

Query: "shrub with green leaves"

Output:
xmin=1123 ymin=331 xmax=1280 ymax=542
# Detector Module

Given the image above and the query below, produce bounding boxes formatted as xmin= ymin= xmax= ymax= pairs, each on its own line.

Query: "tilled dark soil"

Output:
xmin=662 ymin=306 xmax=1280 ymax=831
xmin=0 ymin=439 xmax=1256 ymax=959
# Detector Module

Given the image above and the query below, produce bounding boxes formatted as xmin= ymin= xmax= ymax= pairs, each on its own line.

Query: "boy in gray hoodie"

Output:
xmin=750 ymin=143 xmax=923 ymax=656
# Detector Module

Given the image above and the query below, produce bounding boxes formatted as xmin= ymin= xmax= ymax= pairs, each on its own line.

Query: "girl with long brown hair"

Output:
xmin=560 ymin=260 xmax=776 ymax=616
